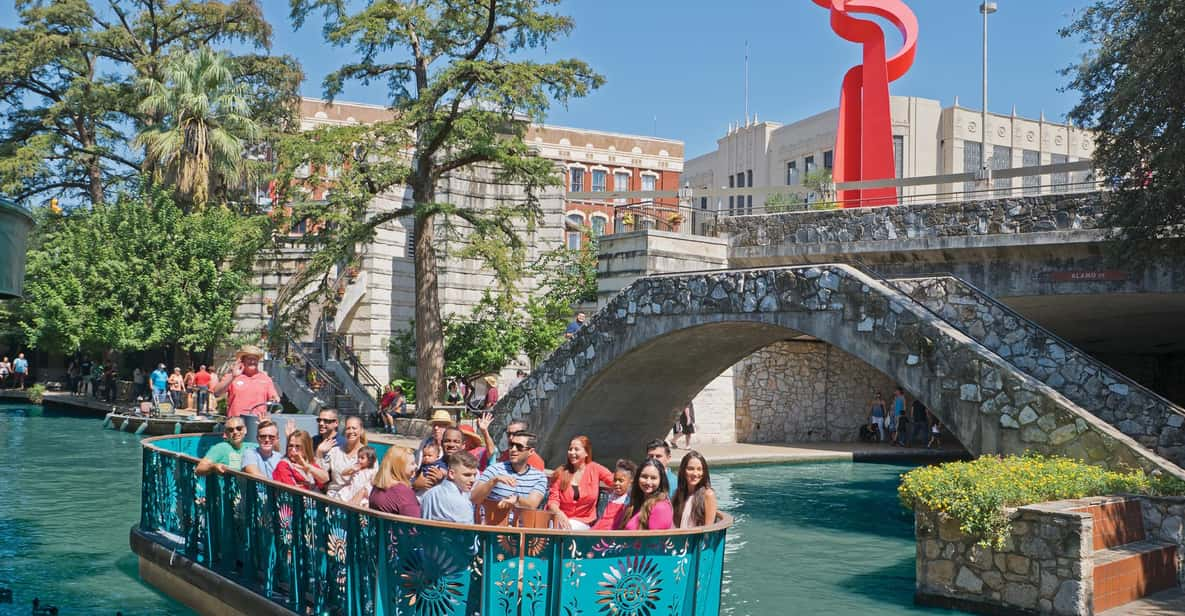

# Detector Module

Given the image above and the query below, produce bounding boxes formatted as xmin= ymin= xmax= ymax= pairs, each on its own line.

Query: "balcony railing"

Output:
xmin=138 ymin=434 xmax=732 ymax=615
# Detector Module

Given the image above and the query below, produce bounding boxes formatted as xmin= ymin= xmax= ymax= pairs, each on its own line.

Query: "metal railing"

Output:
xmin=326 ymin=330 xmax=384 ymax=404
xmin=138 ymin=434 xmax=731 ymax=615
xmin=574 ymin=161 xmax=1104 ymax=238
xmin=280 ymin=333 xmax=347 ymax=404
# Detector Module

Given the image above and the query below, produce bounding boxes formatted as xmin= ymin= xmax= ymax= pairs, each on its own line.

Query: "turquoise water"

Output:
xmin=715 ymin=462 xmax=957 ymax=615
xmin=0 ymin=403 xmax=955 ymax=615
xmin=0 ymin=403 xmax=191 ymax=615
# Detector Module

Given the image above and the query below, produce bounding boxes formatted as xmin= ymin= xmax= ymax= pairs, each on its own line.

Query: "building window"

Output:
xmin=992 ymin=145 xmax=1012 ymax=197
xmin=728 ymin=175 xmax=735 ymax=188
xmin=591 ymin=216 xmax=607 ymax=236
xmin=787 ymin=161 xmax=798 ymax=185
xmin=1051 ymin=153 xmax=1068 ymax=193
xmin=614 ymin=172 xmax=629 ymax=204
xmin=700 ymin=197 xmax=707 ymax=210
xmin=962 ymin=141 xmax=982 ymax=196
xmin=736 ymin=172 xmax=745 ymax=188
xmin=823 ymin=150 xmax=834 ymax=171
xmin=1023 ymin=149 xmax=1041 ymax=195
xmin=641 ymin=175 xmax=656 ymax=192
xmin=566 ymin=231 xmax=582 ymax=249
xmin=728 ymin=196 xmax=735 ymax=216
xmin=592 ymin=169 xmax=607 ymax=192
xmin=570 ymin=167 xmax=585 ymax=192
xmin=746 ymin=169 xmax=753 ymax=187
xmin=892 ymin=136 xmax=904 ymax=179
xmin=804 ymin=155 xmax=816 ymax=175
xmin=746 ymin=195 xmax=753 ymax=215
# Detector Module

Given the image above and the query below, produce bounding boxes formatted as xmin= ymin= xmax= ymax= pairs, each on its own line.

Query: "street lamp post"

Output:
xmin=980 ymin=2 xmax=997 ymax=186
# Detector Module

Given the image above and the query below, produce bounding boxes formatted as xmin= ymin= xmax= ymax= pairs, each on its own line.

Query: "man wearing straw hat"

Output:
xmin=212 ymin=344 xmax=279 ymax=419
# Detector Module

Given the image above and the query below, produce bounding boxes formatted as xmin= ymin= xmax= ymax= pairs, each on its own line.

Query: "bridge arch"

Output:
xmin=494 ymin=265 xmax=1183 ymax=480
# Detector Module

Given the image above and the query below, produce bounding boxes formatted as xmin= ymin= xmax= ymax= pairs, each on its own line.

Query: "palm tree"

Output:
xmin=136 ymin=48 xmax=260 ymax=208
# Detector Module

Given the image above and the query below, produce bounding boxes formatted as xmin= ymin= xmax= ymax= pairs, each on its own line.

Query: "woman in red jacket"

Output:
xmin=547 ymin=436 xmax=613 ymax=530
xmin=272 ymin=429 xmax=329 ymax=491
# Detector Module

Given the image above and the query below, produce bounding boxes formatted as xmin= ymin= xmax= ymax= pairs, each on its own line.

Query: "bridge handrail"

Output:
xmin=887 ymin=271 xmax=1185 ymax=418
xmin=138 ymin=433 xmax=731 ymax=615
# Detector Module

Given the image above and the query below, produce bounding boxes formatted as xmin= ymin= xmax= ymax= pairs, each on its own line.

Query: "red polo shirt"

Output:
xmin=226 ymin=371 xmax=279 ymax=418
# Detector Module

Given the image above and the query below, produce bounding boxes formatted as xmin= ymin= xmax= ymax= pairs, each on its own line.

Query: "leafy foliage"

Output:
xmin=19 ymin=184 xmax=268 ymax=355
xmin=899 ymin=454 xmax=1185 ymax=548
xmin=280 ymin=0 xmax=602 ymax=410
xmin=0 ymin=0 xmax=300 ymax=206
xmin=1061 ymin=1 xmax=1185 ymax=247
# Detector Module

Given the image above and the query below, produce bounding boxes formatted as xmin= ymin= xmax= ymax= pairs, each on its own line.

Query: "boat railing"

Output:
xmin=138 ymin=434 xmax=731 ymax=615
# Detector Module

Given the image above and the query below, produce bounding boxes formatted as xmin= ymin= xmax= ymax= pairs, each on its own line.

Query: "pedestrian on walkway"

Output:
xmin=868 ymin=392 xmax=887 ymax=442
xmin=12 ymin=353 xmax=29 ymax=390
xmin=0 ymin=356 xmax=10 ymax=389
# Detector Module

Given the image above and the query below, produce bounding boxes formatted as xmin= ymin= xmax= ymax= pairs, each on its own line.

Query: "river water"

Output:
xmin=0 ymin=403 xmax=953 ymax=615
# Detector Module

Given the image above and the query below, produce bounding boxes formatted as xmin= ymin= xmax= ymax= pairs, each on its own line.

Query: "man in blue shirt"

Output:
xmin=12 ymin=353 xmax=28 ymax=390
xmin=563 ymin=312 xmax=586 ymax=339
xmin=421 ymin=451 xmax=480 ymax=523
xmin=243 ymin=419 xmax=282 ymax=479
xmin=150 ymin=364 xmax=169 ymax=403
xmin=470 ymin=432 xmax=548 ymax=516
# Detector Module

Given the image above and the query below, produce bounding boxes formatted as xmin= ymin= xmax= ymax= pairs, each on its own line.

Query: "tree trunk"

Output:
xmin=413 ymin=192 xmax=444 ymax=416
xmin=87 ymin=153 xmax=104 ymax=206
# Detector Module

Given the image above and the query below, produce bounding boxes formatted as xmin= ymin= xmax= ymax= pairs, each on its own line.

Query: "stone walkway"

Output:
xmin=365 ymin=430 xmax=967 ymax=467
xmin=1099 ymin=588 xmax=1185 ymax=616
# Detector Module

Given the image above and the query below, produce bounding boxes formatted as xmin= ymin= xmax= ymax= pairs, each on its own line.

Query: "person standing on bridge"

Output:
xmin=564 ymin=312 xmax=586 ymax=339
xmin=213 ymin=345 xmax=279 ymax=419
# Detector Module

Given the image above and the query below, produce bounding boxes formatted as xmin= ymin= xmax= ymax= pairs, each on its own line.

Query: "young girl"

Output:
xmin=593 ymin=460 xmax=636 ymax=531
xmin=672 ymin=451 xmax=718 ymax=528
xmin=338 ymin=446 xmax=378 ymax=506
xmin=614 ymin=458 xmax=674 ymax=531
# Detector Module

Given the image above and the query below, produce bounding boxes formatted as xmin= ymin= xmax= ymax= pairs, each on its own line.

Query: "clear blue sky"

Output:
xmin=272 ymin=0 xmax=1093 ymax=157
xmin=2 ymin=1 xmax=1094 ymax=158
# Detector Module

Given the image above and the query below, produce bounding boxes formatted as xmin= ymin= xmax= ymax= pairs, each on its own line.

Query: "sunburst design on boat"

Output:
xmin=594 ymin=555 xmax=664 ymax=615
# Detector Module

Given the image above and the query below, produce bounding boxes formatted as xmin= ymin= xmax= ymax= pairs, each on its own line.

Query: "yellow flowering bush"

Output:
xmin=898 ymin=454 xmax=1185 ymax=548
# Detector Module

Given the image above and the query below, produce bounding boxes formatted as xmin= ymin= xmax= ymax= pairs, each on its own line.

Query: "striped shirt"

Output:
xmin=476 ymin=462 xmax=548 ymax=505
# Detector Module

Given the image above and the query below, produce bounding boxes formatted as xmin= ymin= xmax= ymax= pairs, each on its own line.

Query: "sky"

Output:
xmin=2 ymin=0 xmax=1096 ymax=159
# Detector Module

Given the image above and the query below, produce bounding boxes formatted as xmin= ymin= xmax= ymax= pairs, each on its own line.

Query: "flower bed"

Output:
xmin=899 ymin=454 xmax=1185 ymax=548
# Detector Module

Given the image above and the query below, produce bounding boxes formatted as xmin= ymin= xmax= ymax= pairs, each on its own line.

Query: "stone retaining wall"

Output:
xmin=1140 ymin=495 xmax=1185 ymax=587
xmin=896 ymin=276 xmax=1185 ymax=470
xmin=734 ymin=341 xmax=896 ymax=443
xmin=915 ymin=504 xmax=1092 ymax=615
xmin=715 ymin=192 xmax=1107 ymax=249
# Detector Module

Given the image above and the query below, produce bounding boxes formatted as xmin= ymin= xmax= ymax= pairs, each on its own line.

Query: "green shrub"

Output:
xmin=390 ymin=378 xmax=416 ymax=404
xmin=27 ymin=383 xmax=46 ymax=404
xmin=898 ymin=454 xmax=1185 ymax=548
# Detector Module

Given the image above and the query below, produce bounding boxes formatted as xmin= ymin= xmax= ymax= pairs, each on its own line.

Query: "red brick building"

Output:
xmin=525 ymin=125 xmax=685 ymax=248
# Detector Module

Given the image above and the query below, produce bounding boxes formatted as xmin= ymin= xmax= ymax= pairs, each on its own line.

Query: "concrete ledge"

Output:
xmin=915 ymin=591 xmax=1039 ymax=616
xmin=130 ymin=526 xmax=296 ymax=616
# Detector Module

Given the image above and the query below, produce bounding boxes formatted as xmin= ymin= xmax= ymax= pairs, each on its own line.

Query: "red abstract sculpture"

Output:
xmin=813 ymin=0 xmax=918 ymax=207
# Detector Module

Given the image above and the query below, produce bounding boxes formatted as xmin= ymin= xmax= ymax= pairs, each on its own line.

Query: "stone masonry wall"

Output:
xmin=715 ymin=192 xmax=1107 ymax=249
xmin=915 ymin=504 xmax=1092 ymax=615
xmin=896 ymin=276 xmax=1185 ymax=470
xmin=1140 ymin=496 xmax=1185 ymax=587
xmin=735 ymin=341 xmax=896 ymax=443
xmin=494 ymin=263 xmax=1185 ymax=476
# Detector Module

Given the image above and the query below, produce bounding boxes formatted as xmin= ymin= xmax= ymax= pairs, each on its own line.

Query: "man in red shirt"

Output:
xmin=192 ymin=364 xmax=213 ymax=414
xmin=212 ymin=345 xmax=278 ymax=419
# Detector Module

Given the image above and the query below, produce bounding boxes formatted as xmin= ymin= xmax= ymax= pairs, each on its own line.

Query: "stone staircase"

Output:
xmin=1077 ymin=499 xmax=1179 ymax=613
xmin=892 ymin=275 xmax=1185 ymax=471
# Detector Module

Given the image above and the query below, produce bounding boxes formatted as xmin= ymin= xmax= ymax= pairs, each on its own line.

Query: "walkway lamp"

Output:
xmin=980 ymin=2 xmax=997 ymax=186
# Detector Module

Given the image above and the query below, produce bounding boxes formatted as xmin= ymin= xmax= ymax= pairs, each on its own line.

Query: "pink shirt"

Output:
xmin=226 ymin=371 xmax=278 ymax=418
xmin=621 ymin=499 xmax=674 ymax=531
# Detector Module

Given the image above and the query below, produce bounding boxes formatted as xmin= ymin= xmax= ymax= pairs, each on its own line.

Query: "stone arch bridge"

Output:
xmin=493 ymin=264 xmax=1185 ymax=480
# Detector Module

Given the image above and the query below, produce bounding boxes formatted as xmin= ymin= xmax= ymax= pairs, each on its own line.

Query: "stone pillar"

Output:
xmin=596 ymin=230 xmax=735 ymax=444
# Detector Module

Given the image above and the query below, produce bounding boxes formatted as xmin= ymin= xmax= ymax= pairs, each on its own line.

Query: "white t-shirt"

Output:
xmin=324 ymin=446 xmax=359 ymax=498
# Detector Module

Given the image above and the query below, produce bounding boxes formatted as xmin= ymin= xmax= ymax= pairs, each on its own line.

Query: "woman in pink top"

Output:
xmin=615 ymin=458 xmax=674 ymax=531
xmin=547 ymin=436 xmax=614 ymax=530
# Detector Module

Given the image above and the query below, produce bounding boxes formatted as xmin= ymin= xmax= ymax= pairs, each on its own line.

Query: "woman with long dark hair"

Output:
xmin=614 ymin=458 xmax=674 ymax=531
xmin=547 ymin=436 xmax=614 ymax=530
xmin=672 ymin=451 xmax=718 ymax=527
